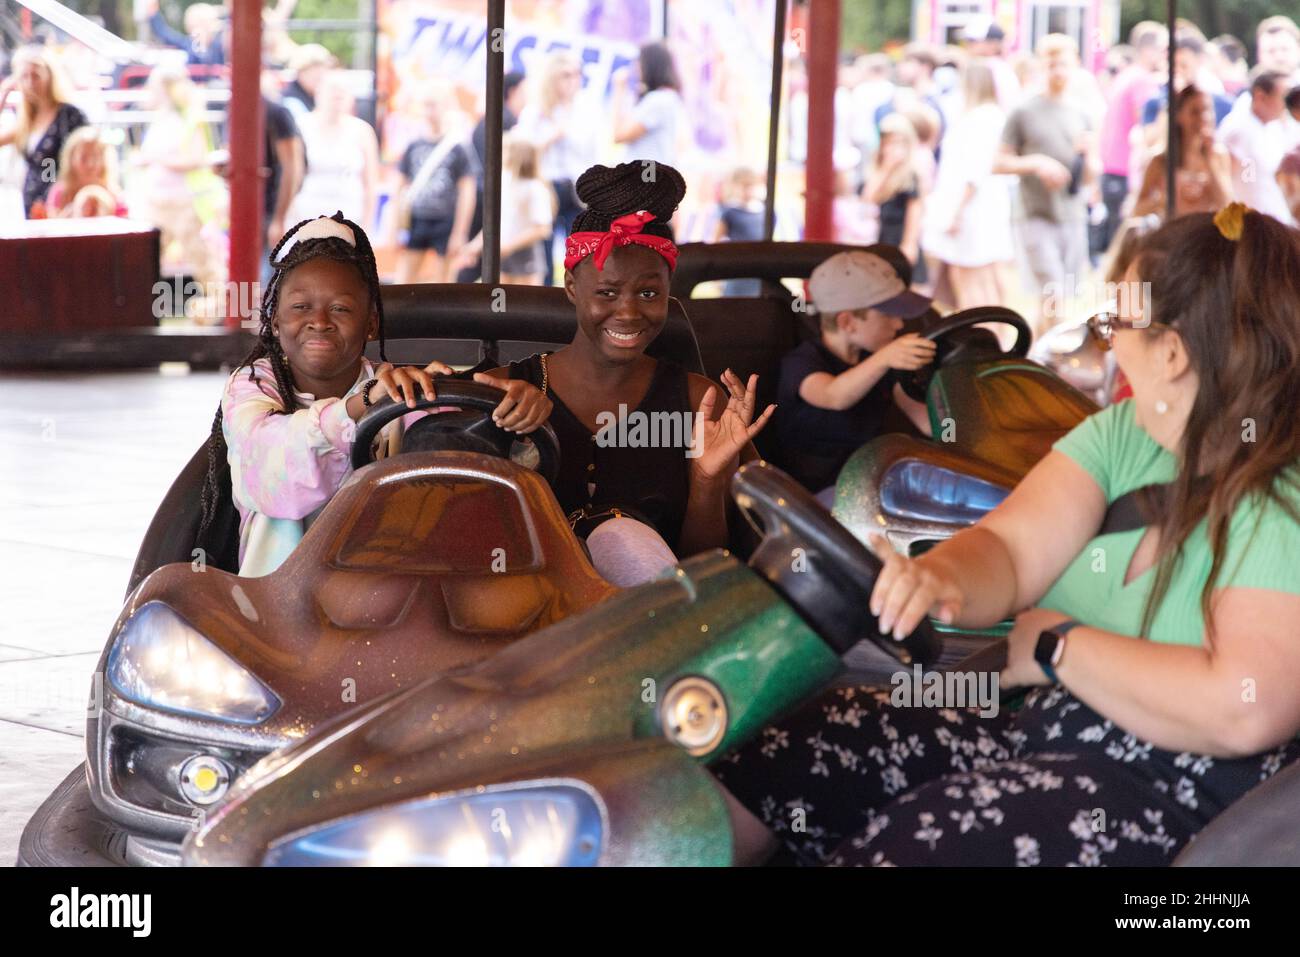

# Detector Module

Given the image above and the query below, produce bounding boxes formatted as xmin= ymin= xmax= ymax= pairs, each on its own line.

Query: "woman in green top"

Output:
xmin=714 ymin=205 xmax=1300 ymax=866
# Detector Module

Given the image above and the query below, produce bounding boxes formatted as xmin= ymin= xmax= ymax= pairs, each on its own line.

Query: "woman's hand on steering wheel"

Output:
xmin=471 ymin=372 xmax=553 ymax=434
xmin=690 ymin=370 xmax=776 ymax=482
xmin=368 ymin=360 xmax=456 ymax=409
xmin=867 ymin=532 xmax=966 ymax=639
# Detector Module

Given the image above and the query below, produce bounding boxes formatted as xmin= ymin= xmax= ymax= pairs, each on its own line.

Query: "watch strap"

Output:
xmin=1034 ymin=619 xmax=1081 ymax=683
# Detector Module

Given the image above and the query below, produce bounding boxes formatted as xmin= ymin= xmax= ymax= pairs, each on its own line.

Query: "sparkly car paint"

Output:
xmin=183 ymin=549 xmax=845 ymax=866
xmin=87 ymin=452 xmax=614 ymax=862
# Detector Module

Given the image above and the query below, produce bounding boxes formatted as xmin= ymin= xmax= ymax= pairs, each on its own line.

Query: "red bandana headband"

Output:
xmin=564 ymin=210 xmax=679 ymax=271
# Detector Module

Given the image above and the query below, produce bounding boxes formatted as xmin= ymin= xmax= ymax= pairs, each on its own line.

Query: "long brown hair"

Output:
xmin=1134 ymin=210 xmax=1300 ymax=639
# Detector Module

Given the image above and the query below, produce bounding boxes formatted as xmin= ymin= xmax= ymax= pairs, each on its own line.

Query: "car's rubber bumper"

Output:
xmin=19 ymin=763 xmax=187 ymax=867
xmin=17 ymin=764 xmax=127 ymax=867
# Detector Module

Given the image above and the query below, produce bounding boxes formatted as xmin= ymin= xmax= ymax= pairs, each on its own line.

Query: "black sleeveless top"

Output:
xmin=507 ymin=353 xmax=693 ymax=551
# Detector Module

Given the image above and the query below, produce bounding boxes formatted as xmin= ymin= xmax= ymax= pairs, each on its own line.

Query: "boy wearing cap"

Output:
xmin=776 ymin=250 xmax=937 ymax=497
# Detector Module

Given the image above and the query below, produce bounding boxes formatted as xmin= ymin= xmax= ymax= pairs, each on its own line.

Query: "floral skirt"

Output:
xmin=712 ymin=682 xmax=1299 ymax=866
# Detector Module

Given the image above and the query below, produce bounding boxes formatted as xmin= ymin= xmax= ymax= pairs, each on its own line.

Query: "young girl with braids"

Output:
xmin=201 ymin=212 xmax=551 ymax=576
xmin=489 ymin=161 xmax=776 ymax=586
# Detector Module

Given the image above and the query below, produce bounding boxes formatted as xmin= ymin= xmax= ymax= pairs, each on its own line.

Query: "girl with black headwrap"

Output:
xmin=487 ymin=161 xmax=775 ymax=585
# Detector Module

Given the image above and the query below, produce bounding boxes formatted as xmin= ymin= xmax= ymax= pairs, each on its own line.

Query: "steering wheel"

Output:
xmin=732 ymin=461 xmax=940 ymax=666
xmin=351 ymin=378 xmax=561 ymax=485
xmin=895 ymin=306 xmax=1034 ymax=404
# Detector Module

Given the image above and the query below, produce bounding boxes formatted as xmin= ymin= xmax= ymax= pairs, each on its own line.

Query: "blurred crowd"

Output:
xmin=5 ymin=7 xmax=1300 ymax=329
xmin=824 ymin=16 xmax=1300 ymax=329
xmin=0 ymin=1 xmax=696 ymax=315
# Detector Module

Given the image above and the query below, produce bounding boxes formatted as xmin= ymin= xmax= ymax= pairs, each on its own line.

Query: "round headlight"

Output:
xmin=179 ymin=754 xmax=231 ymax=805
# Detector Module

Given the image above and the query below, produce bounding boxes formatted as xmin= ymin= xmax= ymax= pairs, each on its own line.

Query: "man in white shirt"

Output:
xmin=1218 ymin=69 xmax=1296 ymax=224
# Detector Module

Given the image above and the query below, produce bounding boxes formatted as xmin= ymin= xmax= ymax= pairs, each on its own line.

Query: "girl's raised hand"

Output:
xmin=472 ymin=373 xmax=553 ymax=434
xmin=690 ymin=370 xmax=775 ymax=482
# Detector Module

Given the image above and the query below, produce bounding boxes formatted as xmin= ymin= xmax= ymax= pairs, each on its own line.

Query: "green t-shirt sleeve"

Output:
xmin=1051 ymin=401 xmax=1172 ymax=504
xmin=1051 ymin=402 xmax=1120 ymax=500
xmin=1219 ymin=476 xmax=1300 ymax=596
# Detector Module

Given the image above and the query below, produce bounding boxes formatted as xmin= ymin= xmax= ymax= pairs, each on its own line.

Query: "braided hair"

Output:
xmin=569 ymin=160 xmax=687 ymax=246
xmin=196 ymin=212 xmax=387 ymax=540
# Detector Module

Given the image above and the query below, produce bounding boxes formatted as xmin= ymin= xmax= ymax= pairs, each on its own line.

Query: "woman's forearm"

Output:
xmin=1054 ymin=626 xmax=1264 ymax=757
xmin=916 ymin=525 xmax=1020 ymax=626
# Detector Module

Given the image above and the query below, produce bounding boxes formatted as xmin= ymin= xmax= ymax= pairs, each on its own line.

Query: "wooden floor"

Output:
xmin=0 ymin=367 xmax=225 ymax=865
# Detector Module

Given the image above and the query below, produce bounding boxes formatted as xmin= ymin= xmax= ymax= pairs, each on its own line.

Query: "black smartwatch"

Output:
xmin=1034 ymin=619 xmax=1080 ymax=684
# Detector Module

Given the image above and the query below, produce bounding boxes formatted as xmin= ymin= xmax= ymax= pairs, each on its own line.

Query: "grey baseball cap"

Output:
xmin=808 ymin=250 xmax=933 ymax=318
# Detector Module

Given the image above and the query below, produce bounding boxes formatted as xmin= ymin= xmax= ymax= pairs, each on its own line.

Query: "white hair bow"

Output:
xmin=274 ymin=215 xmax=356 ymax=262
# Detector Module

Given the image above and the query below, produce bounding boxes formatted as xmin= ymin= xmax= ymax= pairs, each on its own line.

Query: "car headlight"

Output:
xmin=106 ymin=602 xmax=279 ymax=725
xmin=879 ymin=460 xmax=1010 ymax=525
xmin=262 ymin=783 xmax=604 ymax=867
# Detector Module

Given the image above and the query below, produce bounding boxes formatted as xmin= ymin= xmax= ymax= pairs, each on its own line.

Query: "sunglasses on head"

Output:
xmin=1086 ymin=311 xmax=1170 ymax=350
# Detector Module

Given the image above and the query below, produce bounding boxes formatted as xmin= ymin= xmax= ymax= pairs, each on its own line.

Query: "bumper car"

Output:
xmin=16 ymin=284 xmax=706 ymax=867
xmin=181 ymin=461 xmax=943 ymax=866
xmin=176 ymin=460 xmax=1300 ymax=867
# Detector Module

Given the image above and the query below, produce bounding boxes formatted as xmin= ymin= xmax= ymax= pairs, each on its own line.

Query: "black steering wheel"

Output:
xmin=895 ymin=306 xmax=1034 ymax=404
xmin=732 ymin=461 xmax=940 ymax=666
xmin=351 ymin=378 xmax=561 ymax=485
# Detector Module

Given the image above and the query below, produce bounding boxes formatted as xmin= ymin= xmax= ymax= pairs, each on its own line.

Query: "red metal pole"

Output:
xmin=226 ymin=0 xmax=264 ymax=330
xmin=804 ymin=0 xmax=839 ymax=241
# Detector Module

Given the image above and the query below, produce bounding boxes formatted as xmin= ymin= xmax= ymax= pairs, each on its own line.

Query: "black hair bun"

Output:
xmin=573 ymin=161 xmax=687 ymax=228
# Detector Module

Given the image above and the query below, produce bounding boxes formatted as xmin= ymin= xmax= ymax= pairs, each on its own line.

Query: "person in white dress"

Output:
xmin=921 ymin=60 xmax=1015 ymax=309
xmin=285 ymin=71 xmax=378 ymax=230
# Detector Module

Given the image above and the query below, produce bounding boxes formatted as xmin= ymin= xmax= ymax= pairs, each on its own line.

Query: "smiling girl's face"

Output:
xmin=271 ymin=257 xmax=377 ymax=397
xmin=565 ymin=245 xmax=670 ymax=365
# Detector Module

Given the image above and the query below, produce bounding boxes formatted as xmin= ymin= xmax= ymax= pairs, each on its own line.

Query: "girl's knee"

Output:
xmin=585 ymin=517 xmax=677 ymax=587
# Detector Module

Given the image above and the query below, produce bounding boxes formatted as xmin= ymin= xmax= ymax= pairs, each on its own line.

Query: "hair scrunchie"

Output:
xmin=1213 ymin=202 xmax=1251 ymax=241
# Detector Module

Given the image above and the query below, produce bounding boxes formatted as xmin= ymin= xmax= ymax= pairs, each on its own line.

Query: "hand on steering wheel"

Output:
xmin=892 ymin=306 xmax=1034 ymax=404
xmin=733 ymin=461 xmax=941 ymax=666
xmin=367 ymin=360 xmax=455 ymax=409
xmin=350 ymin=378 xmax=561 ymax=485
xmin=866 ymin=532 xmax=965 ymax=639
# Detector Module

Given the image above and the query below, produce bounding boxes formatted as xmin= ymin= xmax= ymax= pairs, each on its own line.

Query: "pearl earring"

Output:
xmin=1155 ymin=399 xmax=1169 ymax=415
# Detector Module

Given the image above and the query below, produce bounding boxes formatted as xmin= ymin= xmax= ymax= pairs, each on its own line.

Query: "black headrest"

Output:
xmin=376 ymin=283 xmax=705 ymax=375
xmin=670 ymin=242 xmax=913 ymax=298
